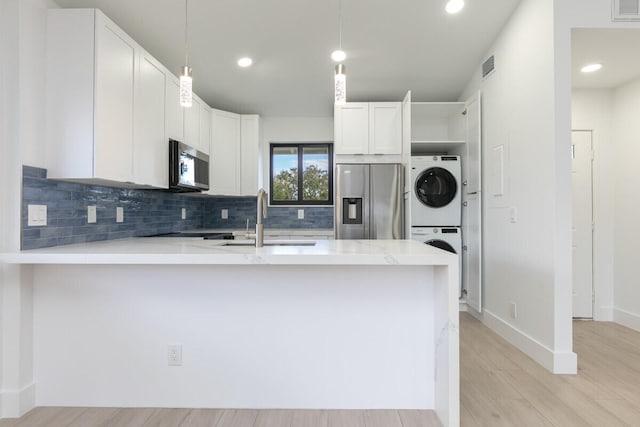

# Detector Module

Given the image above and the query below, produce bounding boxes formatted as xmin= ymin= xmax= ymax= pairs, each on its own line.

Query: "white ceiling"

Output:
xmin=54 ymin=0 xmax=521 ymax=117
xmin=572 ymin=28 xmax=640 ymax=90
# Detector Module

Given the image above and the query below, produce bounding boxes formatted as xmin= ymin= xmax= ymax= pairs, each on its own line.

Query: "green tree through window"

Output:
xmin=270 ymin=143 xmax=333 ymax=205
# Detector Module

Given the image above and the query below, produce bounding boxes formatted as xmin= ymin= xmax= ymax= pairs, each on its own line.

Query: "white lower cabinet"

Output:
xmin=209 ymin=110 xmax=260 ymax=196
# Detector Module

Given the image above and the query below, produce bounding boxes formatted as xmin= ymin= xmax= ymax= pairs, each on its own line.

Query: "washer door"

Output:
xmin=424 ymin=239 xmax=456 ymax=254
xmin=414 ymin=167 xmax=457 ymax=208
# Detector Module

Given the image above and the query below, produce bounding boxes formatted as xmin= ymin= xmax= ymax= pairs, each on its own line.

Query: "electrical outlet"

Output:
xmin=116 ymin=207 xmax=124 ymax=223
xmin=168 ymin=344 xmax=182 ymax=366
xmin=27 ymin=204 xmax=47 ymax=226
xmin=510 ymin=302 xmax=517 ymax=319
xmin=221 ymin=209 xmax=228 ymax=219
xmin=87 ymin=205 xmax=97 ymax=224
xmin=298 ymin=209 xmax=304 ymax=219
xmin=181 ymin=208 xmax=186 ymax=220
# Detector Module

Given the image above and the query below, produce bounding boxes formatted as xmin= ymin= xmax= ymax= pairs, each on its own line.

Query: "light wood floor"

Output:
xmin=2 ymin=313 xmax=640 ymax=426
xmin=460 ymin=312 xmax=640 ymax=426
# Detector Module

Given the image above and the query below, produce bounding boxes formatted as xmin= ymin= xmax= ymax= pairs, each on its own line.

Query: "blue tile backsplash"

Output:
xmin=22 ymin=166 xmax=333 ymax=249
xmin=204 ymin=198 xmax=334 ymax=230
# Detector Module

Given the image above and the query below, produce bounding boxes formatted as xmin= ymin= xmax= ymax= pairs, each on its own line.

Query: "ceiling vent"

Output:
xmin=613 ymin=0 xmax=640 ymax=21
xmin=482 ymin=55 xmax=495 ymax=79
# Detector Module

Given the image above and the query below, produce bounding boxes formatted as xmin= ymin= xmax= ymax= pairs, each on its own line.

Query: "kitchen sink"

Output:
xmin=221 ymin=240 xmax=316 ymax=247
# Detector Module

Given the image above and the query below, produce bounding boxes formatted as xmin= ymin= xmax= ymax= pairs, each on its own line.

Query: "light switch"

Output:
xmin=87 ymin=205 xmax=97 ymax=224
xmin=298 ymin=209 xmax=304 ymax=219
xmin=510 ymin=207 xmax=517 ymax=223
xmin=221 ymin=209 xmax=228 ymax=219
xmin=27 ymin=204 xmax=47 ymax=226
xmin=116 ymin=207 xmax=124 ymax=223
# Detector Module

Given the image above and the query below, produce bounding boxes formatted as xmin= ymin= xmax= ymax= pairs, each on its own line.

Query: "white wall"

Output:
xmin=460 ymin=0 xmax=576 ymax=373
xmin=611 ymin=79 xmax=640 ymax=329
xmin=0 ymin=0 xmax=57 ymax=417
xmin=260 ymin=116 xmax=333 ymax=191
xmin=571 ymin=90 xmax=615 ymax=321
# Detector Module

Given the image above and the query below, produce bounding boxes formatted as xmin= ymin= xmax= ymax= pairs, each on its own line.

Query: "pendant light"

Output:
xmin=333 ymin=0 xmax=346 ymax=105
xmin=335 ymin=64 xmax=346 ymax=105
xmin=179 ymin=0 xmax=193 ymax=107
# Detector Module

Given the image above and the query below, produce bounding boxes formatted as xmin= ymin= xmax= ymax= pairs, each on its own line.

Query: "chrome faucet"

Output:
xmin=256 ymin=188 xmax=268 ymax=247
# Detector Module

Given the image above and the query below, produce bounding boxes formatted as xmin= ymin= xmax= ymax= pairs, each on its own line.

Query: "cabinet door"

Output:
xmin=369 ymin=102 xmax=402 ymax=155
xmin=199 ymin=104 xmax=212 ymax=155
xmin=184 ymin=96 xmax=201 ymax=150
xmin=465 ymin=92 xmax=482 ymax=194
xmin=94 ymin=13 xmax=136 ymax=182
xmin=240 ymin=115 xmax=260 ymax=196
xmin=166 ymin=77 xmax=184 ymax=142
xmin=462 ymin=193 xmax=482 ymax=313
xmin=334 ymin=103 xmax=369 ymax=154
xmin=211 ymin=110 xmax=241 ymax=195
xmin=134 ymin=52 xmax=167 ymax=188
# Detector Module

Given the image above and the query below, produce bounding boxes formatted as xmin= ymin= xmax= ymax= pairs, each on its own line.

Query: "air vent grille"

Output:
xmin=613 ymin=0 xmax=640 ymax=21
xmin=482 ymin=55 xmax=495 ymax=79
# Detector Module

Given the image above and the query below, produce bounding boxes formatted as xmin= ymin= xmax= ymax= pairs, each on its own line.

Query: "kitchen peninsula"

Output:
xmin=1 ymin=238 xmax=459 ymax=427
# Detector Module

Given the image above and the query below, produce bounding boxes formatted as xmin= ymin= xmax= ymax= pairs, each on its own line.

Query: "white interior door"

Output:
xmin=572 ymin=130 xmax=593 ymax=319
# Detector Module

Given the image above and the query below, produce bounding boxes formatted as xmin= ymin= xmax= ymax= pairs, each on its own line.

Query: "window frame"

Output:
xmin=269 ymin=142 xmax=334 ymax=206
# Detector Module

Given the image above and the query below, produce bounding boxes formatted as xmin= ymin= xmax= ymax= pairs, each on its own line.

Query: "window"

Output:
xmin=269 ymin=143 xmax=333 ymax=205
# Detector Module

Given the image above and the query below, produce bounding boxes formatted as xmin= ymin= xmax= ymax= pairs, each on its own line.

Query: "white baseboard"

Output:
xmin=458 ymin=301 xmax=468 ymax=312
xmin=482 ymin=310 xmax=577 ymax=374
xmin=1 ymin=382 xmax=35 ymax=419
xmin=613 ymin=307 xmax=640 ymax=332
xmin=596 ymin=306 xmax=614 ymax=322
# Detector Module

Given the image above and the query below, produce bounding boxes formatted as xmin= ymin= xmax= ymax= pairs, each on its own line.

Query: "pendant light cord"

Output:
xmin=338 ymin=0 xmax=343 ymax=50
xmin=184 ymin=0 xmax=189 ymax=66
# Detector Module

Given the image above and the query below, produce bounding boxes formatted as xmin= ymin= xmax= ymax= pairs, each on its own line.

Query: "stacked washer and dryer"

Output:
xmin=410 ymin=155 xmax=463 ymax=297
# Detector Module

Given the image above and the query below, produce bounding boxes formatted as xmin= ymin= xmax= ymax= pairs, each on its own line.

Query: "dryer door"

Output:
xmin=414 ymin=167 xmax=458 ymax=208
xmin=424 ymin=239 xmax=456 ymax=254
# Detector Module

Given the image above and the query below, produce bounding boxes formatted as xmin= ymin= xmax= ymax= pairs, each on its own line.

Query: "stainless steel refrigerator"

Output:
xmin=335 ymin=163 xmax=404 ymax=239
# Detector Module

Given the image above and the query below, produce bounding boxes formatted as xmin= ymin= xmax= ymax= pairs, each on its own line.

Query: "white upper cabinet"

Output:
xmin=165 ymin=77 xmax=184 ymax=143
xmin=46 ymin=8 xmax=213 ymax=187
xmin=464 ymin=92 xmax=482 ymax=194
xmin=184 ymin=96 xmax=201 ymax=151
xmin=334 ymin=102 xmax=402 ymax=155
xmin=334 ymin=103 xmax=369 ymax=154
xmin=209 ymin=110 xmax=260 ymax=196
xmin=210 ymin=109 xmax=241 ymax=195
xmin=46 ymin=9 xmax=137 ymax=183
xmin=134 ymin=51 xmax=167 ymax=188
xmin=200 ymin=103 xmax=212 ymax=156
xmin=240 ymin=115 xmax=260 ymax=196
xmin=369 ymin=103 xmax=402 ymax=154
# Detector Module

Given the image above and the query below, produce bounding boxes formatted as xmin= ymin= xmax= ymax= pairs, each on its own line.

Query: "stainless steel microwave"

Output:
xmin=169 ymin=139 xmax=209 ymax=192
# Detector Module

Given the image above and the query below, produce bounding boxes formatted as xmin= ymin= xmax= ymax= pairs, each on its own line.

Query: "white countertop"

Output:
xmin=1 ymin=238 xmax=456 ymax=266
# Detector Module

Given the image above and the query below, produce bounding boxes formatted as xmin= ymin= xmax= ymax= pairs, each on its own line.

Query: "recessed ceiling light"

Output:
xmin=581 ymin=63 xmax=602 ymax=73
xmin=445 ymin=0 xmax=464 ymax=14
xmin=331 ymin=50 xmax=346 ymax=62
xmin=237 ymin=57 xmax=253 ymax=68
